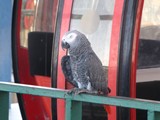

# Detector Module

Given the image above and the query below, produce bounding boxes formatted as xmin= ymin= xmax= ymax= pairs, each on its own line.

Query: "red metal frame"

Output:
xmin=56 ymin=0 xmax=73 ymax=120
xmin=108 ymin=0 xmax=124 ymax=120
xmin=130 ymin=1 xmax=144 ymax=120
xmin=108 ymin=1 xmax=144 ymax=120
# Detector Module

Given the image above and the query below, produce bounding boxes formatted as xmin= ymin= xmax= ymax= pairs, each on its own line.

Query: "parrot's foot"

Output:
xmin=67 ymin=88 xmax=98 ymax=95
xmin=67 ymin=88 xmax=79 ymax=95
xmin=75 ymin=89 xmax=98 ymax=95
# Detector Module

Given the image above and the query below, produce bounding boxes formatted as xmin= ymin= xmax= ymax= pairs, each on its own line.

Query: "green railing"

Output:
xmin=0 ymin=82 xmax=160 ymax=120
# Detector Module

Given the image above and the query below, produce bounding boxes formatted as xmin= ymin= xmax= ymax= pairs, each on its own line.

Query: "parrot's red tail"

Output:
xmin=103 ymin=87 xmax=111 ymax=114
xmin=104 ymin=105 xmax=111 ymax=114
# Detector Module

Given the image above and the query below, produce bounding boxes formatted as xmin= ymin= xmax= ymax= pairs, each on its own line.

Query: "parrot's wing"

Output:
xmin=61 ymin=55 xmax=78 ymax=87
xmin=86 ymin=53 xmax=108 ymax=94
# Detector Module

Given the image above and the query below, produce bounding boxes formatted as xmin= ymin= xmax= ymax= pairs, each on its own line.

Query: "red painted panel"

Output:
xmin=130 ymin=1 xmax=144 ymax=120
xmin=56 ymin=0 xmax=73 ymax=120
xmin=108 ymin=0 xmax=124 ymax=120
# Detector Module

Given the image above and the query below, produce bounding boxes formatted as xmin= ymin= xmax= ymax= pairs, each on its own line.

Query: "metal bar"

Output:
xmin=148 ymin=111 xmax=155 ymax=120
xmin=65 ymin=99 xmax=72 ymax=120
xmin=1 ymin=82 xmax=160 ymax=112
xmin=0 ymin=81 xmax=67 ymax=98
xmin=0 ymin=92 xmax=9 ymax=120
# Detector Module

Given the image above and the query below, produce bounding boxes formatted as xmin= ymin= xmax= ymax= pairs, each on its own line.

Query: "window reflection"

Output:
xmin=20 ymin=0 xmax=55 ymax=48
xmin=138 ymin=0 xmax=160 ymax=81
xmin=140 ymin=0 xmax=160 ymax=40
xmin=70 ymin=0 xmax=115 ymax=66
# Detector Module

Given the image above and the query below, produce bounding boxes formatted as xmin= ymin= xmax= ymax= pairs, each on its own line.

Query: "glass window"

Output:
xmin=70 ymin=0 xmax=115 ymax=67
xmin=137 ymin=0 xmax=160 ymax=85
xmin=140 ymin=0 xmax=160 ymax=40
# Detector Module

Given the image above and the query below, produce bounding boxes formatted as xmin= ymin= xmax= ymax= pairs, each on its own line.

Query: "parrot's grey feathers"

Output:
xmin=61 ymin=30 xmax=110 ymax=95
xmin=61 ymin=55 xmax=78 ymax=87
xmin=86 ymin=53 xmax=108 ymax=94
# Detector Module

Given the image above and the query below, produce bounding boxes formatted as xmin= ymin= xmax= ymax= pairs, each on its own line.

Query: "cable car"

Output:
xmin=12 ymin=0 xmax=160 ymax=120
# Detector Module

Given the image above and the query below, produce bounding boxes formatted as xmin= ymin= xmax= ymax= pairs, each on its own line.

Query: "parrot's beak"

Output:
xmin=62 ymin=40 xmax=70 ymax=50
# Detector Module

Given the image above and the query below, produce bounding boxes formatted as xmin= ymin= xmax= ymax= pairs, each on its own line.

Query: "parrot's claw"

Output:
xmin=66 ymin=88 xmax=98 ymax=96
xmin=64 ymin=88 xmax=79 ymax=97
xmin=75 ymin=89 xmax=98 ymax=95
xmin=66 ymin=88 xmax=80 ymax=95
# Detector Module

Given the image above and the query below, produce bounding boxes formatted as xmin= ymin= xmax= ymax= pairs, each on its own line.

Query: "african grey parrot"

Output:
xmin=61 ymin=30 xmax=110 ymax=95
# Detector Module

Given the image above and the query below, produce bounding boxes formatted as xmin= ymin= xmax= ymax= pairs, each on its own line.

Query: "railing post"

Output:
xmin=148 ymin=110 xmax=155 ymax=120
xmin=71 ymin=101 xmax=82 ymax=120
xmin=65 ymin=99 xmax=82 ymax=120
xmin=0 ymin=91 xmax=9 ymax=120
xmin=66 ymin=99 xmax=72 ymax=120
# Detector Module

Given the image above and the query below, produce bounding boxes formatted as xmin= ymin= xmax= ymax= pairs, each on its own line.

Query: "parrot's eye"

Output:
xmin=69 ymin=35 xmax=73 ymax=38
xmin=65 ymin=33 xmax=77 ymax=43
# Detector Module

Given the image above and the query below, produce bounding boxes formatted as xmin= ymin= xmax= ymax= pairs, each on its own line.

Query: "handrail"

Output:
xmin=0 ymin=81 xmax=160 ymax=120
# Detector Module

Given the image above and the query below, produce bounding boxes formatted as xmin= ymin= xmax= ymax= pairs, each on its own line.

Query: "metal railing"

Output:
xmin=0 ymin=81 xmax=160 ymax=120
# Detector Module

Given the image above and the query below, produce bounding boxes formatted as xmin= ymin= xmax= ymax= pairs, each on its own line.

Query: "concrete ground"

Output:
xmin=9 ymin=74 xmax=22 ymax=120
xmin=9 ymin=103 xmax=22 ymax=120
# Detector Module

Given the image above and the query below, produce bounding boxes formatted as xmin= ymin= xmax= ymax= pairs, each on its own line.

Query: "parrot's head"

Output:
xmin=61 ymin=30 xmax=90 ymax=53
